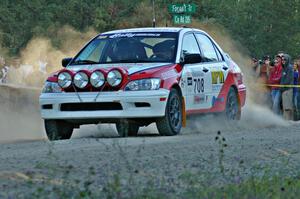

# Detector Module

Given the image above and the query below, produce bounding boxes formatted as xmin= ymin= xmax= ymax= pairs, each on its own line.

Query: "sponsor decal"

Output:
xmin=194 ymin=94 xmax=208 ymax=104
xmin=187 ymin=77 xmax=193 ymax=86
xmin=211 ymin=71 xmax=224 ymax=84
xmin=108 ymin=33 xmax=161 ymax=38
xmin=212 ymin=96 xmax=224 ymax=106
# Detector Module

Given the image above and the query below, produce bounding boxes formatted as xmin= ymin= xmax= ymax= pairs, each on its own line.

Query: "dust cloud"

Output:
xmin=0 ymin=85 xmax=45 ymax=143
xmin=6 ymin=26 xmax=96 ymax=87
xmin=0 ymin=26 xmax=96 ymax=143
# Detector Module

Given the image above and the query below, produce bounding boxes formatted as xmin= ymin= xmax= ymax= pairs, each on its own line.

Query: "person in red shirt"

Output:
xmin=268 ymin=55 xmax=283 ymax=114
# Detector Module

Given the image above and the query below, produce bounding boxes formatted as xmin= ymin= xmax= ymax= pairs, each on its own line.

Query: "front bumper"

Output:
xmin=39 ymin=89 xmax=169 ymax=119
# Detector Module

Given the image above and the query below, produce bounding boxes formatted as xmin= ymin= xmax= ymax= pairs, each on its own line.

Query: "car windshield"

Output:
xmin=71 ymin=32 xmax=178 ymax=65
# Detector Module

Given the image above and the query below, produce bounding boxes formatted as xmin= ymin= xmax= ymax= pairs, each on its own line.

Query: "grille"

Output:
xmin=60 ymin=102 xmax=122 ymax=111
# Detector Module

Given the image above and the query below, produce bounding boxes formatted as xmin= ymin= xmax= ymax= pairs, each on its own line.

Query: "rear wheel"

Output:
xmin=44 ymin=120 xmax=74 ymax=141
xmin=225 ymin=87 xmax=240 ymax=120
xmin=156 ymin=89 xmax=182 ymax=136
xmin=116 ymin=119 xmax=139 ymax=137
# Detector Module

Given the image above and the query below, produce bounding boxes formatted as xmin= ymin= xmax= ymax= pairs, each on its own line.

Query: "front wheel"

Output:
xmin=116 ymin=120 xmax=139 ymax=137
xmin=156 ymin=89 xmax=182 ymax=136
xmin=44 ymin=120 xmax=74 ymax=141
xmin=225 ymin=87 xmax=240 ymax=120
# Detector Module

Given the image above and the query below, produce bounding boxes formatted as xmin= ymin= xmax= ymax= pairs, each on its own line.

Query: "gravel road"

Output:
xmin=0 ymin=116 xmax=300 ymax=198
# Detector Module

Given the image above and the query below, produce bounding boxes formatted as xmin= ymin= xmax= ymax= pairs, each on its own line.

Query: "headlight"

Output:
xmin=74 ymin=71 xmax=89 ymax=89
xmin=125 ymin=78 xmax=161 ymax=91
xmin=42 ymin=81 xmax=62 ymax=93
xmin=107 ymin=70 xmax=122 ymax=87
xmin=58 ymin=72 xmax=72 ymax=88
xmin=90 ymin=71 xmax=105 ymax=88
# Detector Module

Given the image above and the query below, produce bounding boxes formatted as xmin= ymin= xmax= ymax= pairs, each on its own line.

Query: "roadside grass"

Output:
xmin=4 ymin=169 xmax=300 ymax=199
xmin=177 ymin=175 xmax=300 ymax=199
xmin=2 ymin=131 xmax=300 ymax=199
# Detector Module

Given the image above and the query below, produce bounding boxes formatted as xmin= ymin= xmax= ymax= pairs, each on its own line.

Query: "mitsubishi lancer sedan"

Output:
xmin=40 ymin=27 xmax=246 ymax=140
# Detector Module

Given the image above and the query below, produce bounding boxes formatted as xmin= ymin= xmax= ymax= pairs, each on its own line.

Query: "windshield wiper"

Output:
xmin=72 ymin=60 xmax=99 ymax=65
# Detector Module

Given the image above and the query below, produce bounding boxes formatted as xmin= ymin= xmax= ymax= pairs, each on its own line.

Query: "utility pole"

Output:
xmin=152 ymin=0 xmax=156 ymax=27
xmin=164 ymin=0 xmax=168 ymax=27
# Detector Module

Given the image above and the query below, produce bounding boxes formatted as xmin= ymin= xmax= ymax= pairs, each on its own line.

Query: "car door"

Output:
xmin=181 ymin=33 xmax=212 ymax=111
xmin=194 ymin=33 xmax=229 ymax=108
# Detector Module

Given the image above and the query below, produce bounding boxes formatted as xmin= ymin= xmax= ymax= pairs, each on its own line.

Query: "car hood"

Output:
xmin=67 ymin=63 xmax=172 ymax=75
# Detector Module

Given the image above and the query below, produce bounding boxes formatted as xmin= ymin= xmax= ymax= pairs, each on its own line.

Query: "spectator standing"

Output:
xmin=251 ymin=58 xmax=259 ymax=77
xmin=257 ymin=55 xmax=272 ymax=106
xmin=268 ymin=55 xmax=283 ymax=114
xmin=280 ymin=54 xmax=294 ymax=120
xmin=257 ymin=55 xmax=272 ymax=82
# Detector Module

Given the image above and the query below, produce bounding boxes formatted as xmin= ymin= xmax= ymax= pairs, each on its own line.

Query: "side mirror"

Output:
xmin=183 ymin=54 xmax=202 ymax=64
xmin=62 ymin=57 xmax=72 ymax=67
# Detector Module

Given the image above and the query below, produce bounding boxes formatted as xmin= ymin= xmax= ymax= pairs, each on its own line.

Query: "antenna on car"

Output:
xmin=152 ymin=0 xmax=156 ymax=27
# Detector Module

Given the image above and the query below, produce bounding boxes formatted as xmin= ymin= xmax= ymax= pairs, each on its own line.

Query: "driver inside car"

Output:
xmin=111 ymin=39 xmax=147 ymax=62
xmin=151 ymin=40 xmax=175 ymax=61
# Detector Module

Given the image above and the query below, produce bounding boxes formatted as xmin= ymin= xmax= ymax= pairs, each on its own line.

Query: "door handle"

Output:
xmin=202 ymin=68 xmax=209 ymax=73
xmin=222 ymin=66 xmax=228 ymax=71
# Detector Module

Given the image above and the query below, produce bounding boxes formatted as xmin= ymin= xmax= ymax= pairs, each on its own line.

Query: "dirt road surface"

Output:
xmin=0 ymin=118 xmax=300 ymax=198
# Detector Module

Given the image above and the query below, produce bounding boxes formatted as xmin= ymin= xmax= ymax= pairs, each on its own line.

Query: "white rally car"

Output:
xmin=40 ymin=27 xmax=246 ymax=140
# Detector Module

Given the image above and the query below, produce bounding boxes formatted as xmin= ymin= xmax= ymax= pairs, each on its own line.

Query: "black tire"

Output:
xmin=156 ymin=89 xmax=182 ymax=136
xmin=116 ymin=119 xmax=139 ymax=137
xmin=225 ymin=87 xmax=240 ymax=120
xmin=44 ymin=120 xmax=74 ymax=141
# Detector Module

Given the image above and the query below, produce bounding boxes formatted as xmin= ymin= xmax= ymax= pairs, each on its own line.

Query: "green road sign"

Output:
xmin=168 ymin=3 xmax=196 ymax=14
xmin=173 ymin=15 xmax=192 ymax=24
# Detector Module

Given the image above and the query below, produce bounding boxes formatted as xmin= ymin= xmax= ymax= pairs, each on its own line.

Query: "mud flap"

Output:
xmin=182 ymin=96 xmax=186 ymax=127
xmin=237 ymin=91 xmax=241 ymax=120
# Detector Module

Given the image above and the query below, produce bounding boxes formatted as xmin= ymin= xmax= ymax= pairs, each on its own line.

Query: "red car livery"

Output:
xmin=40 ymin=27 xmax=246 ymax=140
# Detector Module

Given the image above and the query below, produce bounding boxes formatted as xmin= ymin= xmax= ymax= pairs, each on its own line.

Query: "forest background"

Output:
xmin=0 ymin=0 xmax=299 ymax=60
